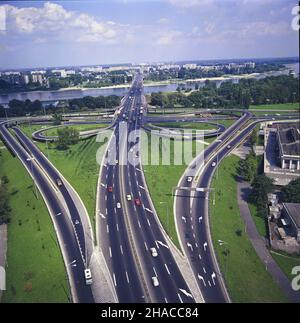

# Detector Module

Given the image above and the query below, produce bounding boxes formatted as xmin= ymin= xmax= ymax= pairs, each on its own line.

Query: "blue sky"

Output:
xmin=0 ymin=0 xmax=299 ymax=69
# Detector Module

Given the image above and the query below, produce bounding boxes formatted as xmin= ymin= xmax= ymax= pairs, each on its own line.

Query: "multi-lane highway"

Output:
xmin=1 ymin=72 xmax=298 ymax=304
xmin=0 ymin=121 xmax=94 ymax=303
xmin=98 ymin=74 xmax=195 ymax=303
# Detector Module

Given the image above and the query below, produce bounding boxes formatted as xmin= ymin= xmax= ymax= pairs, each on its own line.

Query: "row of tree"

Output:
xmin=150 ymin=75 xmax=299 ymax=109
xmin=0 ymin=174 xmax=11 ymax=224
xmin=145 ymin=62 xmax=284 ymax=82
xmin=0 ymin=95 xmax=121 ymax=118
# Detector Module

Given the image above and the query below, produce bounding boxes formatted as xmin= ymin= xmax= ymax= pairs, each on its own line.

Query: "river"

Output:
xmin=0 ymin=63 xmax=298 ymax=105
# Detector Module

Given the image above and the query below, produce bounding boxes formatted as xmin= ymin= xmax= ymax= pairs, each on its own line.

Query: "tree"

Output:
xmin=57 ymin=127 xmax=79 ymax=150
xmin=52 ymin=113 xmax=62 ymax=125
xmin=238 ymin=152 xmax=258 ymax=182
xmin=249 ymin=128 xmax=258 ymax=147
xmin=0 ymin=178 xmax=10 ymax=224
xmin=249 ymin=174 xmax=274 ymax=216
xmin=281 ymin=178 xmax=300 ymax=203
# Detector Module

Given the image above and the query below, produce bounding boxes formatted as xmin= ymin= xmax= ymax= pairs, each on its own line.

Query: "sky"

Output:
xmin=0 ymin=0 xmax=299 ymax=69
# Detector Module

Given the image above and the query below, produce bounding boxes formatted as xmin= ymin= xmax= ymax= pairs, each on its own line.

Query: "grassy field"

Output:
xmin=152 ymin=119 xmax=236 ymax=130
xmin=0 ymin=148 xmax=69 ymax=303
xmin=20 ymin=124 xmax=107 ymax=231
xmin=249 ymin=103 xmax=299 ymax=111
xmin=248 ymin=203 xmax=268 ymax=237
xmin=141 ymin=131 xmax=207 ymax=249
xmin=43 ymin=124 xmax=108 ymax=137
xmin=152 ymin=122 xmax=216 ymax=131
xmin=271 ymin=251 xmax=300 ymax=283
xmin=210 ymin=155 xmax=288 ymax=303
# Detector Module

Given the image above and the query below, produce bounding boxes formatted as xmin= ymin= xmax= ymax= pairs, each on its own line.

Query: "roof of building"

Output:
xmin=277 ymin=122 xmax=300 ymax=157
xmin=283 ymin=202 xmax=300 ymax=229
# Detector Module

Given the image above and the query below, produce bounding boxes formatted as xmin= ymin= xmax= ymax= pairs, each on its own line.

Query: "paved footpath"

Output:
xmin=237 ymin=177 xmax=300 ymax=303
xmin=0 ymin=224 xmax=7 ymax=302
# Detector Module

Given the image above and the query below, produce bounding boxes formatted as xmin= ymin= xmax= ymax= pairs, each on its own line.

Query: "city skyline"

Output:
xmin=0 ymin=0 xmax=299 ymax=69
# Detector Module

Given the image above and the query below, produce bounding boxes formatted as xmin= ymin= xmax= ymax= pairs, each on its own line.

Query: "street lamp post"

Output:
xmin=159 ymin=201 xmax=169 ymax=233
xmin=218 ymin=239 xmax=230 ymax=281
xmin=26 ymin=157 xmax=38 ymax=199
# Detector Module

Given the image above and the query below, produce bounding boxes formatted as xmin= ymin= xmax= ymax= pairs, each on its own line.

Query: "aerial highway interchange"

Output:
xmin=0 ymin=74 xmax=298 ymax=304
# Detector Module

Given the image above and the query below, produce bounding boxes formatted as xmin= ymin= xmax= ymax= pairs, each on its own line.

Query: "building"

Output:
xmin=264 ymin=122 xmax=300 ymax=186
xmin=31 ymin=74 xmax=44 ymax=85
xmin=277 ymin=123 xmax=300 ymax=171
xmin=51 ymin=69 xmax=67 ymax=78
xmin=281 ymin=203 xmax=300 ymax=243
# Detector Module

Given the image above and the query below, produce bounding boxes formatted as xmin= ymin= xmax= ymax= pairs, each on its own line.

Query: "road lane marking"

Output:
xmin=198 ymin=254 xmax=202 ymax=260
xmin=179 ymin=288 xmax=194 ymax=299
xmin=147 ymin=218 xmax=151 ymax=227
xmin=187 ymin=242 xmax=193 ymax=252
xmin=208 ymin=280 xmax=211 ymax=287
xmin=164 ymin=264 xmax=170 ymax=275
xmin=197 ymin=274 xmax=206 ymax=287
xmin=113 ymin=273 xmax=117 ymax=286
xmin=177 ymin=293 xmax=183 ymax=303
xmin=153 ymin=267 xmax=158 ymax=276
xmin=144 ymin=241 xmax=148 ymax=251
xmin=156 ymin=240 xmax=169 ymax=249
xmin=109 ymin=247 xmax=112 ymax=258
xmin=116 ymin=223 xmax=119 ymax=231
xmin=138 ymin=220 xmax=141 ymax=228
xmin=211 ymin=272 xmax=216 ymax=286
xmin=203 ymin=267 xmax=207 ymax=274
xmin=106 ymin=224 xmax=109 ymax=233
xmin=120 ymin=244 xmax=123 ymax=255
xmin=126 ymin=271 xmax=130 ymax=283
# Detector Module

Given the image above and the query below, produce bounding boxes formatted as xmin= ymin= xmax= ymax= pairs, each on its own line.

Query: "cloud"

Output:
xmin=156 ymin=30 xmax=182 ymax=45
xmin=158 ymin=18 xmax=169 ymax=24
xmin=1 ymin=2 xmax=129 ymax=43
xmin=169 ymin=0 xmax=215 ymax=8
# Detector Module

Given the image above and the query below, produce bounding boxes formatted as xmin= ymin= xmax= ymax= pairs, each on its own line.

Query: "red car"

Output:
xmin=108 ymin=186 xmax=113 ymax=193
xmin=134 ymin=198 xmax=141 ymax=206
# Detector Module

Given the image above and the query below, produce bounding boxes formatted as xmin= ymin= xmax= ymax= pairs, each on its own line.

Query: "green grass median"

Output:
xmin=210 ymin=155 xmax=288 ymax=303
xmin=0 ymin=148 xmax=69 ymax=303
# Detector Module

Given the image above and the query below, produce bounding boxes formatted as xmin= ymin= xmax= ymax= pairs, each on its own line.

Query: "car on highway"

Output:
xmin=116 ymin=202 xmax=121 ymax=209
xmin=152 ymin=276 xmax=159 ymax=287
xmin=227 ymin=145 xmax=231 ymax=149
xmin=211 ymin=161 xmax=217 ymax=167
xmin=186 ymin=176 xmax=193 ymax=183
xmin=134 ymin=198 xmax=141 ymax=206
xmin=108 ymin=186 xmax=113 ymax=193
xmin=115 ymin=160 xmax=119 ymax=164
xmin=84 ymin=268 xmax=93 ymax=285
xmin=56 ymin=178 xmax=63 ymax=187
xmin=126 ymin=194 xmax=132 ymax=201
xmin=150 ymin=247 xmax=158 ymax=257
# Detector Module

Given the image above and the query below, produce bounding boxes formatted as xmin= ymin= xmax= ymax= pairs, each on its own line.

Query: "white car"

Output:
xmin=116 ymin=202 xmax=121 ymax=209
xmin=227 ymin=145 xmax=231 ymax=149
xmin=150 ymin=247 xmax=158 ymax=257
xmin=84 ymin=268 xmax=93 ymax=285
xmin=187 ymin=176 xmax=193 ymax=183
xmin=211 ymin=161 xmax=217 ymax=167
xmin=115 ymin=160 xmax=119 ymax=164
xmin=126 ymin=195 xmax=132 ymax=201
xmin=152 ymin=276 xmax=159 ymax=287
